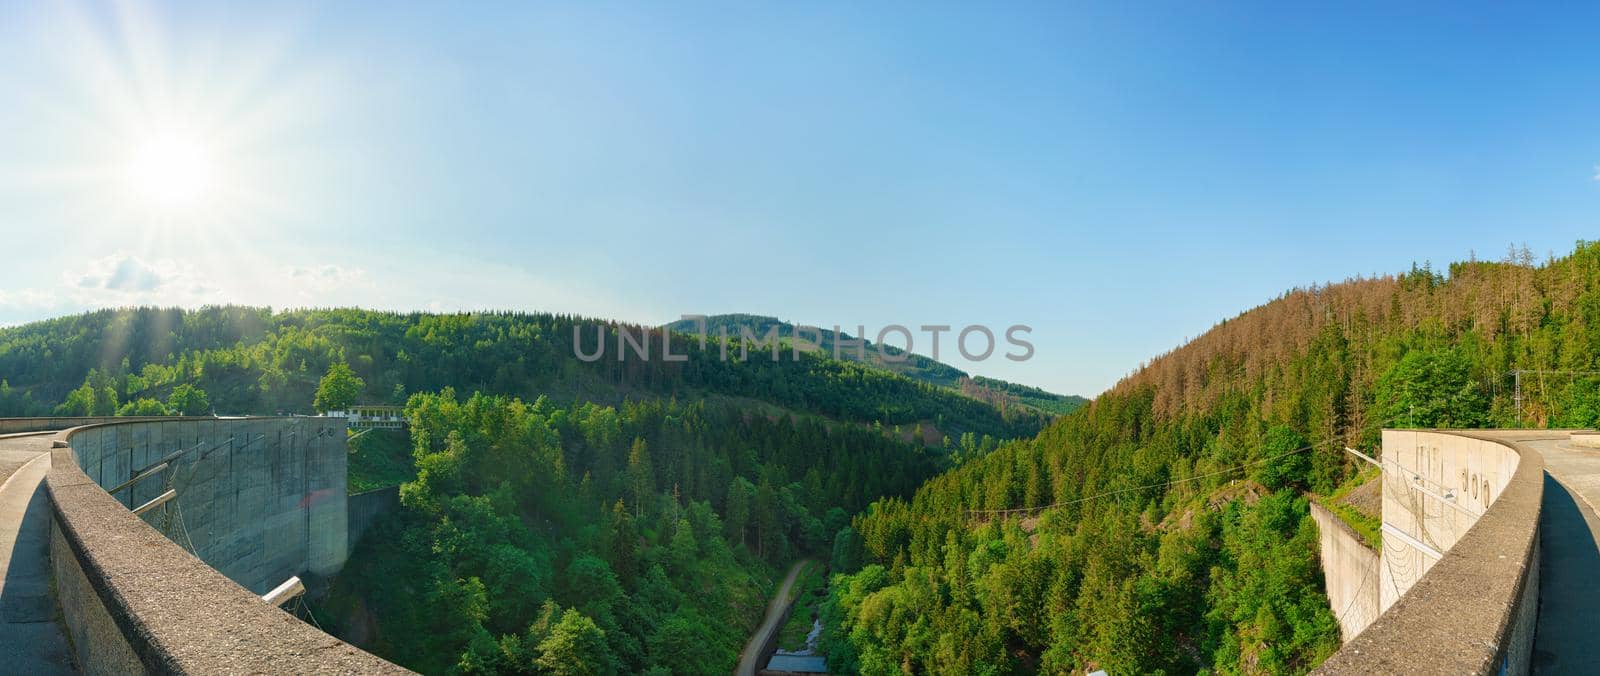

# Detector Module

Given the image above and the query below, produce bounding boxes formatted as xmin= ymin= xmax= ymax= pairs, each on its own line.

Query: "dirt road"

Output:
xmin=735 ymin=560 xmax=810 ymax=676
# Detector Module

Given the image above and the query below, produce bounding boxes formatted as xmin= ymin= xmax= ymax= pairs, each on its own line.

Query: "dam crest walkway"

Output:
xmin=0 ymin=432 xmax=73 ymax=673
xmin=1528 ymin=437 xmax=1600 ymax=673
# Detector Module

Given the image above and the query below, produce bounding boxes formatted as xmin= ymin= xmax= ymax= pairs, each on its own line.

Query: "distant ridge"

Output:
xmin=664 ymin=313 xmax=1088 ymax=416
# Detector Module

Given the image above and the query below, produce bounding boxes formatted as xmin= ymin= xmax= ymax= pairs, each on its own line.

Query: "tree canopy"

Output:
xmin=315 ymin=361 xmax=366 ymax=412
xmin=325 ymin=390 xmax=942 ymax=674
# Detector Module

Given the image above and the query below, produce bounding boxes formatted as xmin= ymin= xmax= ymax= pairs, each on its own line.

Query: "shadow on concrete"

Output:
xmin=1534 ymin=473 xmax=1600 ymax=674
xmin=0 ymin=455 xmax=75 ymax=673
xmin=3 ymin=479 xmax=57 ymax=622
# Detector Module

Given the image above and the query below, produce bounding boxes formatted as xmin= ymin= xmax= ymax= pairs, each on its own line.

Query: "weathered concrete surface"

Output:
xmin=66 ymin=417 xmax=348 ymax=593
xmin=51 ymin=521 xmax=139 ymax=674
xmin=347 ymin=485 xmax=399 ymax=550
xmin=1316 ymin=430 xmax=1556 ymax=675
xmin=1308 ymin=502 xmax=1379 ymax=641
xmin=1569 ymin=433 xmax=1600 ymax=449
xmin=0 ymin=433 xmax=74 ymax=673
xmin=47 ymin=418 xmax=409 ymax=674
xmin=1377 ymin=429 xmax=1522 ymax=612
xmin=0 ymin=417 xmax=196 ymax=437
xmin=1523 ymin=438 xmax=1600 ymax=674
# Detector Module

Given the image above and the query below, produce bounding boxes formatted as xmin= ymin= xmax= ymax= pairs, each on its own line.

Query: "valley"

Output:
xmin=3 ymin=242 xmax=1599 ymax=673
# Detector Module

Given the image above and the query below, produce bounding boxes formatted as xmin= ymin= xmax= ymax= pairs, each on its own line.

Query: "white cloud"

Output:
xmin=0 ymin=244 xmax=651 ymax=330
xmin=65 ymin=253 xmax=215 ymax=304
xmin=0 ymin=288 xmax=57 ymax=309
xmin=286 ymin=264 xmax=366 ymax=290
xmin=100 ymin=256 xmax=162 ymax=291
xmin=29 ymin=252 xmax=380 ymax=313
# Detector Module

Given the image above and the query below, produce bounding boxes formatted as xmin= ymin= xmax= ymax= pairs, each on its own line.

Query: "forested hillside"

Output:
xmin=324 ymin=391 xmax=943 ymax=674
xmin=823 ymin=241 xmax=1600 ymax=674
xmin=0 ymin=307 xmax=1045 ymax=440
xmin=665 ymin=314 xmax=969 ymax=386
xmin=664 ymin=314 xmax=1088 ymax=417
xmin=965 ymin=376 xmax=1091 ymax=416
xmin=0 ymin=306 xmax=1044 ymax=674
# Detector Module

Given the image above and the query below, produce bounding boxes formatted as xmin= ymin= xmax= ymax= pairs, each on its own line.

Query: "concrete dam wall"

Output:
xmin=45 ymin=416 xmax=406 ymax=673
xmin=1315 ymin=430 xmax=1556 ymax=675
xmin=66 ymin=417 xmax=347 ymax=593
xmin=1376 ymin=429 xmax=1522 ymax=612
xmin=1307 ymin=502 xmax=1378 ymax=642
xmin=348 ymin=484 xmax=401 ymax=548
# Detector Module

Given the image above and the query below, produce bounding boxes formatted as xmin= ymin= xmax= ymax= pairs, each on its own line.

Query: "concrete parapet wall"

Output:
xmin=1377 ymin=429 xmax=1520 ymax=611
xmin=1314 ymin=430 xmax=1556 ymax=675
xmin=1308 ymin=502 xmax=1379 ymax=641
xmin=0 ymin=416 xmax=203 ymax=436
xmin=1571 ymin=433 xmax=1600 ymax=448
xmin=51 ymin=522 xmax=142 ymax=673
xmin=45 ymin=417 xmax=408 ymax=674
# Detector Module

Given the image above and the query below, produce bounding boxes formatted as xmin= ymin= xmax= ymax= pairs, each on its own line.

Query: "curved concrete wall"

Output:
xmin=45 ymin=417 xmax=407 ymax=673
xmin=65 ymin=417 xmax=347 ymax=592
xmin=1308 ymin=501 xmax=1379 ymax=641
xmin=1377 ymin=429 xmax=1522 ymax=610
xmin=1315 ymin=430 xmax=1555 ymax=675
xmin=0 ymin=416 xmax=199 ymax=436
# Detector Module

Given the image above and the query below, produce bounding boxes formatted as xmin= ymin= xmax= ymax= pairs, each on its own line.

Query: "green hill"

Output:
xmin=0 ymin=307 xmax=1045 ymax=441
xmin=665 ymin=313 xmax=1088 ymax=416
xmin=966 ymin=375 xmax=1091 ymax=416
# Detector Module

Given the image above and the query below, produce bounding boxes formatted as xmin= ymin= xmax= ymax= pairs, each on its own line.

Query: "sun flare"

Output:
xmin=122 ymin=130 xmax=218 ymax=212
xmin=17 ymin=0 xmax=337 ymax=239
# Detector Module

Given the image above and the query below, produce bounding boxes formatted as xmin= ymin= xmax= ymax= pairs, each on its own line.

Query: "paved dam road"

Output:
xmin=1531 ymin=437 xmax=1600 ymax=675
xmin=0 ymin=432 xmax=74 ymax=673
xmin=736 ymin=560 xmax=809 ymax=676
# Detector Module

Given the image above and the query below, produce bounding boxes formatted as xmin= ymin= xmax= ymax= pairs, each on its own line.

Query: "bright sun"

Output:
xmin=123 ymin=130 xmax=218 ymax=211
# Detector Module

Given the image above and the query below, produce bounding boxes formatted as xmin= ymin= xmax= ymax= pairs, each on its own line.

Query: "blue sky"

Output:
xmin=0 ymin=1 xmax=1597 ymax=397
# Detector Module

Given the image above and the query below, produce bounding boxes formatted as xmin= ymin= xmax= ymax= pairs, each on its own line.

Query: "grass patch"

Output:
xmin=1314 ymin=466 xmax=1382 ymax=549
xmin=348 ymin=429 xmax=416 ymax=492
xmin=776 ymin=561 xmax=829 ymax=652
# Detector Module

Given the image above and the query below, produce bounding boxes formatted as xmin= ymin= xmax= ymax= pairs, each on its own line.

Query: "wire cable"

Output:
xmin=964 ymin=417 xmax=1396 ymax=517
xmin=1332 ymin=549 xmax=1379 ymax=626
xmin=966 ymin=402 xmax=1425 ymax=519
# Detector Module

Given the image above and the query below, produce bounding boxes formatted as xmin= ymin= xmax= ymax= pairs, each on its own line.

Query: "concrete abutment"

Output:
xmin=1313 ymin=429 xmax=1560 ymax=675
xmin=40 ymin=416 xmax=406 ymax=673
